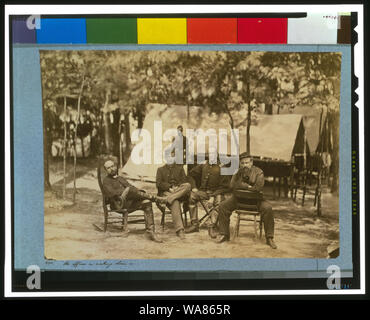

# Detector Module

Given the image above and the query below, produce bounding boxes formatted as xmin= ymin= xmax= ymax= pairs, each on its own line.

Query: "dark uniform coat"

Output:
xmin=156 ymin=164 xmax=188 ymax=195
xmin=103 ymin=175 xmax=149 ymax=212
xmin=188 ymin=163 xmax=230 ymax=196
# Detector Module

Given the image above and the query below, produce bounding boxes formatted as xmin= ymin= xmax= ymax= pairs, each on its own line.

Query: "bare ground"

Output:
xmin=44 ymin=158 xmax=339 ymax=260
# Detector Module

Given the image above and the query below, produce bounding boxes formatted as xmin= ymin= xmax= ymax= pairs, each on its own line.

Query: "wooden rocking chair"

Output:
xmin=96 ymin=155 xmax=145 ymax=232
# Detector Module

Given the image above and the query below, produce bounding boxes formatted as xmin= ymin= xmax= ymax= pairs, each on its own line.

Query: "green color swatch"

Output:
xmin=86 ymin=18 xmax=137 ymax=43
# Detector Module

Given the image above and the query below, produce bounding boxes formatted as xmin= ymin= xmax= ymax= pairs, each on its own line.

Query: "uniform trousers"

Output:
xmin=217 ymin=194 xmax=275 ymax=239
xmin=161 ymin=183 xmax=191 ymax=232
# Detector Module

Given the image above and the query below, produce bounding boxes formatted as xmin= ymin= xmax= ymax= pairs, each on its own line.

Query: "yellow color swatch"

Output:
xmin=137 ymin=18 xmax=187 ymax=44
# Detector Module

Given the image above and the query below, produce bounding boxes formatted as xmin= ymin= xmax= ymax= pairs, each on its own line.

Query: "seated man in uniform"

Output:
xmin=102 ymin=160 xmax=163 ymax=243
xmin=215 ymin=153 xmax=277 ymax=249
xmin=156 ymin=153 xmax=192 ymax=240
xmin=186 ymin=153 xmax=230 ymax=236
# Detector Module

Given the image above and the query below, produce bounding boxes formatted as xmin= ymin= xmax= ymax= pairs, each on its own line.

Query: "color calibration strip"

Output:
xmin=12 ymin=14 xmax=352 ymax=45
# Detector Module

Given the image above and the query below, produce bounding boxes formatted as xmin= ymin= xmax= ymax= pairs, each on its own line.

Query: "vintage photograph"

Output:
xmin=40 ymin=50 xmax=341 ymax=260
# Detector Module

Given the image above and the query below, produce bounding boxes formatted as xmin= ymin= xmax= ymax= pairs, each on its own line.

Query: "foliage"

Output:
xmin=41 ymin=50 xmax=341 ymax=128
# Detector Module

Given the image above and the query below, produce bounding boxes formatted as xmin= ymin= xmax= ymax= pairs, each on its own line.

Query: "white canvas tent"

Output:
xmin=280 ymin=105 xmax=329 ymax=155
xmin=121 ymin=104 xmax=306 ymax=181
xmin=248 ymin=113 xmax=307 ymax=160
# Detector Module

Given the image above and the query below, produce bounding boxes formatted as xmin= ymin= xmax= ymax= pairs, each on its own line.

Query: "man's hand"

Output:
xmin=170 ymin=185 xmax=180 ymax=193
xmin=208 ymin=196 xmax=215 ymax=205
xmin=192 ymin=188 xmax=199 ymax=193
xmin=121 ymin=187 xmax=130 ymax=200
xmin=239 ymin=182 xmax=252 ymax=190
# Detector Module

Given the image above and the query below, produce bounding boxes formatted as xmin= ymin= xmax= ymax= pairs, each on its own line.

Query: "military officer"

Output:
xmin=186 ymin=154 xmax=230 ymax=236
xmin=102 ymin=160 xmax=163 ymax=243
xmin=156 ymin=158 xmax=192 ymax=239
xmin=215 ymin=153 xmax=277 ymax=249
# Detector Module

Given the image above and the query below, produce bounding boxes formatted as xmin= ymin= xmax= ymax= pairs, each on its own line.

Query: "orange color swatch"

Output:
xmin=187 ymin=18 xmax=237 ymax=44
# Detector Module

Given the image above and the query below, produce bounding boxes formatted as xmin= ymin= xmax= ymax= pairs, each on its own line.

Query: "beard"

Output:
xmin=109 ymin=169 xmax=118 ymax=176
xmin=241 ymin=166 xmax=252 ymax=179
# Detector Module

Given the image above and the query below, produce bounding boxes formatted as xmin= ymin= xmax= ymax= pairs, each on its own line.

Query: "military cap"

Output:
xmin=239 ymin=152 xmax=253 ymax=160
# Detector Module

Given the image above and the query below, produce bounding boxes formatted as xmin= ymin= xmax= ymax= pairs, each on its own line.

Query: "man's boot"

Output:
xmin=143 ymin=206 xmax=163 ymax=243
xmin=121 ymin=211 xmax=130 ymax=237
xmin=266 ymin=237 xmax=277 ymax=249
xmin=208 ymin=225 xmax=218 ymax=238
xmin=186 ymin=204 xmax=199 ymax=233
xmin=214 ymin=234 xmax=230 ymax=243
xmin=208 ymin=209 xmax=219 ymax=239
xmin=176 ymin=229 xmax=186 ymax=239
xmin=185 ymin=220 xmax=199 ymax=233
xmin=154 ymin=195 xmax=168 ymax=204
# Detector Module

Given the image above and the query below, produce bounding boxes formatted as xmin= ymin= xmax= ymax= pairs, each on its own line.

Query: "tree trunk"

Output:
xmin=137 ymin=107 xmax=144 ymax=129
xmin=303 ymin=130 xmax=307 ymax=169
xmin=316 ymin=108 xmax=324 ymax=217
xmin=43 ymin=128 xmax=52 ymax=191
xmin=103 ymin=92 xmax=113 ymax=154
xmin=124 ymin=112 xmax=132 ymax=149
xmin=72 ymin=140 xmax=77 ymax=203
xmin=81 ymin=137 xmax=85 ymax=158
xmin=329 ymin=111 xmax=339 ymax=194
xmin=246 ymin=81 xmax=251 ymax=155
xmin=111 ymin=109 xmax=121 ymax=159
xmin=73 ymin=77 xmax=85 ymax=203
xmin=43 ymin=108 xmax=52 ymax=191
xmin=103 ymin=113 xmax=112 ymax=154
xmin=63 ymin=95 xmax=67 ymax=199
xmin=123 ymin=111 xmax=132 ymax=163
xmin=119 ymin=115 xmax=123 ymax=168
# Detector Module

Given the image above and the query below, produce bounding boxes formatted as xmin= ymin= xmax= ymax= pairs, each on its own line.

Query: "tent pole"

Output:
xmin=316 ymin=107 xmax=324 ymax=217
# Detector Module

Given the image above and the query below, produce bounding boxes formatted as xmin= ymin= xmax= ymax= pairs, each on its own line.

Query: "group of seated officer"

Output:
xmin=102 ymin=152 xmax=277 ymax=249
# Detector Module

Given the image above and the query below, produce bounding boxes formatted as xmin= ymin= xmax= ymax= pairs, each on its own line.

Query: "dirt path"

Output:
xmin=44 ymin=166 xmax=339 ymax=260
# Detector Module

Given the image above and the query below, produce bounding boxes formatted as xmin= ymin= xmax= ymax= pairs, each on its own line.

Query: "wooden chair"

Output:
xmin=233 ymin=203 xmax=263 ymax=240
xmin=233 ymin=190 xmax=263 ymax=240
xmin=96 ymin=155 xmax=145 ymax=232
xmin=290 ymin=154 xmax=323 ymax=216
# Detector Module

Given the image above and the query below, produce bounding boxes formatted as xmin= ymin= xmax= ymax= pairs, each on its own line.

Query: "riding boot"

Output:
xmin=208 ymin=208 xmax=219 ymax=239
xmin=188 ymin=204 xmax=199 ymax=223
xmin=122 ymin=211 xmax=130 ymax=237
xmin=143 ymin=205 xmax=163 ymax=243
xmin=186 ymin=204 xmax=199 ymax=233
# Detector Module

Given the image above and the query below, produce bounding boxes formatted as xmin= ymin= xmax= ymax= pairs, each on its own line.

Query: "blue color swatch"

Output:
xmin=36 ymin=18 xmax=87 ymax=44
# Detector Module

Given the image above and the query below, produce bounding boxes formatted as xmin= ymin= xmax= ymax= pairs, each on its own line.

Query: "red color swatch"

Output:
xmin=237 ymin=18 xmax=287 ymax=44
xmin=187 ymin=18 xmax=237 ymax=44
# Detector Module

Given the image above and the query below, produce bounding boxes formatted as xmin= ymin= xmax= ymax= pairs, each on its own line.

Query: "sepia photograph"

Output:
xmin=40 ymin=49 xmax=341 ymax=260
